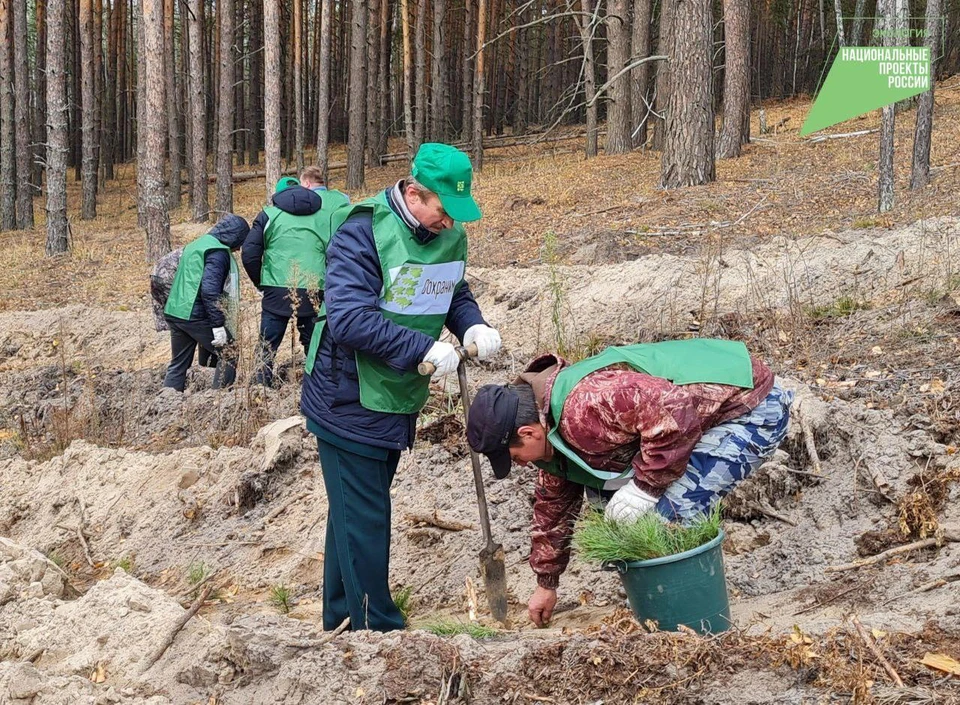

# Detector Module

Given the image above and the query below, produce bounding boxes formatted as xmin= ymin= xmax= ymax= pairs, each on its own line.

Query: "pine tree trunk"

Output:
xmin=93 ymin=0 xmax=103 ymax=191
xmin=909 ymin=0 xmax=940 ymax=189
xmin=651 ymin=0 xmax=675 ymax=150
xmin=164 ymin=0 xmax=182 ymax=207
xmin=216 ymin=0 xmax=235 ymax=213
xmin=851 ymin=0 xmax=867 ymax=45
xmin=346 ymin=0 xmax=366 ymax=188
xmin=716 ymin=0 xmax=750 ymax=158
xmin=365 ymin=0 xmax=380 ymax=165
xmin=180 ymin=0 xmax=193 ymax=187
xmin=142 ymin=0 xmax=170 ymax=260
xmin=80 ymin=0 xmax=98 ymax=219
xmin=247 ymin=0 xmax=260 ymax=166
xmin=136 ymin=1 xmax=147 ymax=226
xmin=578 ymin=0 xmax=599 ymax=158
xmin=878 ymin=0 xmax=894 ymax=212
xmin=294 ymin=0 xmax=305 ymax=172
xmin=431 ymin=0 xmax=447 ymax=141
xmin=32 ymin=0 xmax=46 ymax=189
xmin=45 ymin=0 xmax=69 ymax=254
xmin=12 ymin=0 xmax=33 ymax=226
xmin=315 ymin=0 xmax=331 ymax=179
xmin=235 ymin=0 xmax=245 ymax=164
xmin=376 ymin=0 xmax=391 ymax=159
xmin=189 ymin=0 xmax=209 ymax=220
xmin=413 ymin=0 xmax=427 ymax=147
xmin=631 ymin=0 xmax=652 ymax=148
xmin=0 ymin=0 xmax=17 ymax=231
xmin=472 ymin=0 xmax=487 ymax=168
xmin=461 ymin=0 xmax=473 ymax=139
xmin=833 ymin=0 xmax=845 ymax=46
xmin=605 ymin=0 xmax=632 ymax=153
xmin=660 ymin=0 xmax=715 ymax=187
xmin=401 ymin=0 xmax=415 ymax=152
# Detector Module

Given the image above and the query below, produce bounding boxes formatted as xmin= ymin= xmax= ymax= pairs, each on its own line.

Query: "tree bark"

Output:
xmin=376 ymin=0 xmax=391 ymax=159
xmin=631 ymin=0 xmax=652 ymax=148
xmin=660 ymin=0 xmax=715 ymax=187
xmin=247 ymin=0 xmax=260 ymax=166
xmin=164 ymin=0 xmax=182 ymax=207
xmin=142 ymin=0 xmax=171 ymax=261
xmin=605 ymin=0 xmax=632 ymax=153
xmin=833 ymin=0 xmax=845 ymax=47
xmin=293 ymin=0 xmax=305 ymax=172
xmin=45 ymin=0 xmax=69 ymax=254
xmin=578 ymin=0 xmax=599 ymax=158
xmin=93 ymin=0 xmax=103 ymax=191
xmin=472 ymin=0 xmax=487 ymax=168
xmin=315 ymin=0 xmax=331 ymax=180
xmin=461 ymin=0 xmax=473 ymax=140
xmin=401 ymin=0 xmax=415 ymax=153
xmin=366 ymin=0 xmax=380 ymax=165
xmin=414 ymin=0 xmax=426 ymax=147
xmin=32 ymin=0 xmax=47 ymax=188
xmin=909 ymin=0 xmax=940 ymax=189
xmin=851 ymin=0 xmax=867 ymax=45
xmin=431 ymin=0 xmax=448 ymax=141
xmin=346 ymin=0 xmax=367 ymax=188
xmin=189 ymin=0 xmax=209 ymax=220
xmin=878 ymin=0 xmax=894 ymax=212
xmin=0 ymin=0 xmax=17 ymax=231
xmin=716 ymin=0 xmax=750 ymax=158
xmin=80 ymin=0 xmax=98 ymax=219
xmin=216 ymin=0 xmax=235 ymax=214
xmin=12 ymin=0 xmax=32 ymax=226
xmin=136 ymin=0 xmax=147 ymax=226
xmin=651 ymin=0 xmax=675 ymax=150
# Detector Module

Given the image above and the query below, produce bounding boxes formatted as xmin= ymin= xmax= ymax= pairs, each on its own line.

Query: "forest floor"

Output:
xmin=1 ymin=89 xmax=960 ymax=704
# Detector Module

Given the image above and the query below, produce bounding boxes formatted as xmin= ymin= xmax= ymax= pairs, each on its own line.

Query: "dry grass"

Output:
xmin=3 ymin=81 xmax=960 ymax=313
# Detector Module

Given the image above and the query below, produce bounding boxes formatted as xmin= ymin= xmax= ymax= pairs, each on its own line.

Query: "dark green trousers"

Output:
xmin=315 ymin=427 xmax=405 ymax=632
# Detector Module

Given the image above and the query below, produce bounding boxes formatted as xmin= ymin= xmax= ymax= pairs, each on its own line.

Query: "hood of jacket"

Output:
xmin=272 ymin=185 xmax=323 ymax=216
xmin=209 ymin=213 xmax=251 ymax=250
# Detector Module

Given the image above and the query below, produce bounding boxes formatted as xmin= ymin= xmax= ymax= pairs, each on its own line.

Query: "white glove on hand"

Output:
xmin=423 ymin=341 xmax=460 ymax=377
xmin=211 ymin=327 xmax=228 ymax=347
xmin=605 ymin=482 xmax=658 ymax=523
xmin=463 ymin=324 xmax=502 ymax=360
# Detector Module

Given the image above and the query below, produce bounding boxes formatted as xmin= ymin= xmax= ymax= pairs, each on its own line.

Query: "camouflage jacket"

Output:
xmin=526 ymin=351 xmax=774 ymax=588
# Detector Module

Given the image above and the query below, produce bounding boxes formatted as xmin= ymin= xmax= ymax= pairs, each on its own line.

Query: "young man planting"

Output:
xmin=465 ymin=339 xmax=793 ymax=627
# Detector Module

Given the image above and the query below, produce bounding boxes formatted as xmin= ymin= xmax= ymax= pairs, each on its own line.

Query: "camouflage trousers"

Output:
xmin=654 ymin=382 xmax=793 ymax=522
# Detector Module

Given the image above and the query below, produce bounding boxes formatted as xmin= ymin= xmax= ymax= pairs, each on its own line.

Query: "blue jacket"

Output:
xmin=300 ymin=188 xmax=486 ymax=450
xmin=241 ymin=186 xmax=323 ymax=318
xmin=185 ymin=214 xmax=249 ymax=327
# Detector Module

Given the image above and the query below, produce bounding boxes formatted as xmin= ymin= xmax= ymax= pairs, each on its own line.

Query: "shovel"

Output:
xmin=418 ymin=344 xmax=509 ymax=625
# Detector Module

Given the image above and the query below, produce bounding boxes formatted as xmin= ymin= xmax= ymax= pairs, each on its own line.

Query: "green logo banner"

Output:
xmin=800 ymin=46 xmax=930 ymax=136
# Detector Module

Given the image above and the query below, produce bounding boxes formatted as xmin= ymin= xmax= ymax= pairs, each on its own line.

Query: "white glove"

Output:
xmin=423 ymin=340 xmax=460 ymax=377
xmin=463 ymin=324 xmax=502 ymax=360
xmin=605 ymin=482 xmax=658 ymax=523
xmin=211 ymin=327 xmax=228 ymax=347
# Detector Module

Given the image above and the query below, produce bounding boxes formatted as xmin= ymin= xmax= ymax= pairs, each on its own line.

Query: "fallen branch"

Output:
xmin=140 ymin=583 xmax=213 ymax=674
xmin=807 ymin=129 xmax=879 ymax=143
xmin=405 ymin=510 xmax=476 ymax=532
xmin=863 ymin=460 xmax=894 ymax=501
xmin=280 ymin=617 xmax=351 ymax=648
xmin=853 ymin=616 xmax=904 ymax=687
xmin=793 ymin=582 xmax=864 ymax=616
xmin=750 ymin=501 xmax=797 ymax=526
xmin=265 ymin=491 xmax=311 ymax=524
xmin=880 ymin=572 xmax=960 ymax=606
xmin=825 ymin=533 xmax=959 ymax=573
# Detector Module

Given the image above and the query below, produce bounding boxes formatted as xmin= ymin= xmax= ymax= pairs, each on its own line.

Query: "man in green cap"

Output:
xmin=242 ymin=167 xmax=350 ymax=385
xmin=300 ymin=143 xmax=501 ymax=632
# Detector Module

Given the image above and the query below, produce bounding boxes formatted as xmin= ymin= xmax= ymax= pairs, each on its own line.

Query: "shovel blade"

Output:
xmin=480 ymin=543 xmax=509 ymax=625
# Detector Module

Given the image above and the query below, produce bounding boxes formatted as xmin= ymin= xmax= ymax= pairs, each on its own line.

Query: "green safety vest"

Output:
xmin=535 ymin=339 xmax=756 ymax=490
xmin=304 ymin=191 xmax=468 ymax=414
xmin=259 ymin=189 xmax=350 ymax=290
xmin=164 ymin=234 xmax=239 ymax=323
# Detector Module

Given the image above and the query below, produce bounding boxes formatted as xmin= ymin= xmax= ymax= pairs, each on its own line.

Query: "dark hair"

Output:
xmin=507 ymin=383 xmax=539 ymax=447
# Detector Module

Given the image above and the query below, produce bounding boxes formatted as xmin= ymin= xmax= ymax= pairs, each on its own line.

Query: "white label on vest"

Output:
xmin=380 ymin=261 xmax=466 ymax=315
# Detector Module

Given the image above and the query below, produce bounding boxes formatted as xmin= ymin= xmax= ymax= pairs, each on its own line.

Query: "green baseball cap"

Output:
xmin=276 ymin=176 xmax=299 ymax=192
xmin=411 ymin=143 xmax=482 ymax=223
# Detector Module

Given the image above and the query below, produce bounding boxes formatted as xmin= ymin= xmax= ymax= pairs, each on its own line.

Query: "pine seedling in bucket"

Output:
xmin=573 ymin=505 xmax=731 ymax=634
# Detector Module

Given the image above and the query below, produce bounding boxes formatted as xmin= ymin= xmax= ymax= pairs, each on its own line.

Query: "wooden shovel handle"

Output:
xmin=417 ymin=342 xmax=479 ymax=376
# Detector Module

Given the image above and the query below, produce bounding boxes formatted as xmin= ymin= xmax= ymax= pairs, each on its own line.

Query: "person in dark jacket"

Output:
xmin=162 ymin=214 xmax=249 ymax=392
xmin=242 ymin=167 xmax=350 ymax=386
xmin=300 ymin=143 xmax=502 ymax=632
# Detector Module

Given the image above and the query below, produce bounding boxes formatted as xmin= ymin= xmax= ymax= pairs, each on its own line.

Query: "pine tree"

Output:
xmin=346 ymin=0 xmax=367 ymax=188
xmin=716 ymin=0 xmax=750 ymax=159
xmin=142 ymin=0 xmax=171 ymax=260
xmin=265 ymin=0 xmax=281 ymax=196
xmin=13 ymin=0 xmax=33 ymax=228
xmin=215 ymin=0 xmax=235 ymax=214
xmin=45 ymin=0 xmax=69 ymax=254
xmin=189 ymin=0 xmax=209 ymax=220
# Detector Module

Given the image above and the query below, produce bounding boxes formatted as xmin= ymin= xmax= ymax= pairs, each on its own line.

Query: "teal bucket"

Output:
xmin=605 ymin=530 xmax=731 ymax=634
